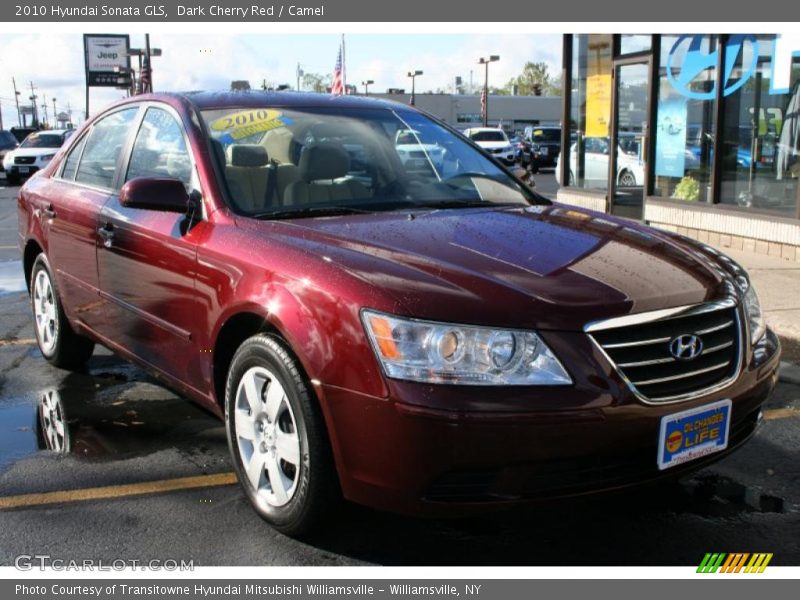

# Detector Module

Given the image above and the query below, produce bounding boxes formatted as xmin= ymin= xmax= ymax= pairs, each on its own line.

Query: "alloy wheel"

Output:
xmin=234 ymin=366 xmax=301 ymax=507
xmin=33 ymin=268 xmax=58 ymax=355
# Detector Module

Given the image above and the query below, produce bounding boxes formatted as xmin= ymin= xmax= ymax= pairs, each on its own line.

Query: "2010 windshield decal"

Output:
xmin=210 ymin=109 xmax=294 ymax=143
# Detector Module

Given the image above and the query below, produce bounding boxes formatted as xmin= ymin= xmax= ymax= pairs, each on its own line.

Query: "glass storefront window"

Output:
xmin=567 ymin=34 xmax=613 ymax=191
xmin=719 ymin=35 xmax=800 ymax=215
xmin=620 ymin=35 xmax=651 ymax=55
xmin=653 ymin=35 xmax=718 ymax=203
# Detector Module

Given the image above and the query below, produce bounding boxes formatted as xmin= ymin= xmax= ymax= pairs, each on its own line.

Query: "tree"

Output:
xmin=302 ymin=72 xmax=332 ymax=93
xmin=504 ymin=62 xmax=561 ymax=96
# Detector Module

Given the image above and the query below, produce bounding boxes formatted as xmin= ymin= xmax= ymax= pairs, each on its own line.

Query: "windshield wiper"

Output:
xmin=251 ymin=205 xmax=374 ymax=220
xmin=407 ymin=199 xmax=515 ymax=210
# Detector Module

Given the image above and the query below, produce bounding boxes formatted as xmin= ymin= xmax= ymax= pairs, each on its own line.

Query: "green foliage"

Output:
xmin=672 ymin=175 xmax=701 ymax=202
xmin=302 ymin=72 xmax=332 ymax=93
xmin=503 ymin=62 xmax=561 ymax=96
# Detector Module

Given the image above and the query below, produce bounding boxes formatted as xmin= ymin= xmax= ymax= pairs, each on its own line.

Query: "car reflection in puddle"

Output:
xmin=32 ymin=384 xmax=224 ymax=459
xmin=0 ymin=363 xmax=225 ymax=470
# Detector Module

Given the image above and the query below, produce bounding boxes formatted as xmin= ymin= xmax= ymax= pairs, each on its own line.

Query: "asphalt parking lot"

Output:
xmin=0 ymin=179 xmax=798 ymax=567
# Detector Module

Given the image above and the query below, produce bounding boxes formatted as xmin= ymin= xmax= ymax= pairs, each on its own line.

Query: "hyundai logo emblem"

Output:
xmin=667 ymin=35 xmax=759 ymax=100
xmin=669 ymin=334 xmax=704 ymax=361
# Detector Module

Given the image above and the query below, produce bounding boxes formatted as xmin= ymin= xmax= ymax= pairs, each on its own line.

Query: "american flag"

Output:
xmin=139 ymin=55 xmax=152 ymax=94
xmin=331 ymin=43 xmax=344 ymax=96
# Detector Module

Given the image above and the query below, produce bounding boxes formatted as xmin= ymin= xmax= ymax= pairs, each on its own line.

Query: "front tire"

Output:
xmin=225 ymin=334 xmax=338 ymax=535
xmin=618 ymin=170 xmax=637 ymax=187
xmin=30 ymin=254 xmax=94 ymax=370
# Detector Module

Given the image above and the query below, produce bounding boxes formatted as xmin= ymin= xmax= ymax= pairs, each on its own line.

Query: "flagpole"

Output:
xmin=341 ymin=34 xmax=346 ymax=94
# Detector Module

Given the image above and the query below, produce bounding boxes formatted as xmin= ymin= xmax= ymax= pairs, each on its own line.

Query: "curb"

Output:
xmin=779 ymin=361 xmax=800 ymax=385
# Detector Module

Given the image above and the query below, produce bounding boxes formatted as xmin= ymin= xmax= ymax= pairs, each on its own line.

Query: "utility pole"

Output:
xmin=12 ymin=77 xmax=22 ymax=127
xmin=296 ymin=63 xmax=304 ymax=91
xmin=41 ymin=101 xmax=49 ymax=127
xmin=29 ymin=81 xmax=39 ymax=127
xmin=145 ymin=34 xmax=153 ymax=92
xmin=52 ymin=98 xmax=57 ymax=127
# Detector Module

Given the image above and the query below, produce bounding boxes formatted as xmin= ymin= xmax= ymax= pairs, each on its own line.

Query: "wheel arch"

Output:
xmin=23 ymin=239 xmax=44 ymax=292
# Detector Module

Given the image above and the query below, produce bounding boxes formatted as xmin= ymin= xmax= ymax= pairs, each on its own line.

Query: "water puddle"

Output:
xmin=0 ymin=358 xmax=223 ymax=472
xmin=0 ymin=260 xmax=25 ymax=295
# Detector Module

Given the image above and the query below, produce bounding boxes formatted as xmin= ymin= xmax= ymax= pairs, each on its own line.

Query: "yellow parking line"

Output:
xmin=763 ymin=407 xmax=799 ymax=421
xmin=0 ymin=338 xmax=36 ymax=347
xmin=0 ymin=472 xmax=238 ymax=510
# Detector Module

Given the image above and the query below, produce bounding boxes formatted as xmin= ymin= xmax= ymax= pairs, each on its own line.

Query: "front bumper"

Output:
xmin=319 ymin=327 xmax=780 ymax=516
xmin=4 ymin=165 xmax=38 ymax=179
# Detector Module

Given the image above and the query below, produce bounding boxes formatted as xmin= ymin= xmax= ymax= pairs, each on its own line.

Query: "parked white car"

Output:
xmin=462 ymin=127 xmax=516 ymax=165
xmin=2 ymin=129 xmax=73 ymax=185
xmin=394 ymin=129 xmax=446 ymax=172
xmin=556 ymin=136 xmax=645 ymax=188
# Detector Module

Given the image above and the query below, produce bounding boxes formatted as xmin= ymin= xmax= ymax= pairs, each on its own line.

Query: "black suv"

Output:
xmin=526 ymin=126 xmax=561 ymax=170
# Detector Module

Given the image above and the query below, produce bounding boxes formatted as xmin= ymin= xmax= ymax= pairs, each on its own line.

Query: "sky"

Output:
xmin=0 ymin=33 xmax=562 ymax=127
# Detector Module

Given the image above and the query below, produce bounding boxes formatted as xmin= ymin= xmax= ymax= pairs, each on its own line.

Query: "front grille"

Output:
xmin=15 ymin=156 xmax=36 ymax=165
xmin=589 ymin=301 xmax=741 ymax=402
xmin=423 ymin=407 xmax=761 ymax=502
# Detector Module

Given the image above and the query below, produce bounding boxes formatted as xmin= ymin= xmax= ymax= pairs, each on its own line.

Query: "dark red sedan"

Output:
xmin=18 ymin=92 xmax=780 ymax=534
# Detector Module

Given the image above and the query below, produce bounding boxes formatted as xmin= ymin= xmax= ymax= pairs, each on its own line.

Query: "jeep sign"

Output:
xmin=84 ymin=34 xmax=131 ymax=87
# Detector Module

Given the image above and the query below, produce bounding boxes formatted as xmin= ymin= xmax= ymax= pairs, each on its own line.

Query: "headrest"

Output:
xmin=262 ymin=128 xmax=294 ymax=164
xmin=298 ymin=143 xmax=350 ymax=181
xmin=226 ymin=144 xmax=269 ymax=167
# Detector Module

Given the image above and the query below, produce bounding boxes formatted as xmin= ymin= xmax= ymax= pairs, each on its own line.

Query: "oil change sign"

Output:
xmin=210 ymin=109 xmax=292 ymax=143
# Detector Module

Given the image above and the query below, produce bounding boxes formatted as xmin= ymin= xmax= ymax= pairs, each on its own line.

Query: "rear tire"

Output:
xmin=7 ymin=173 xmax=20 ymax=186
xmin=225 ymin=334 xmax=339 ymax=536
xmin=30 ymin=254 xmax=94 ymax=370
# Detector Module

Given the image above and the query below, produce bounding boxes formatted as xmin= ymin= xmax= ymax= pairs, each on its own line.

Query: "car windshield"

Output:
xmin=532 ymin=129 xmax=560 ymax=142
xmin=201 ymin=106 xmax=536 ymax=218
xmin=469 ymin=130 xmax=507 ymax=142
xmin=20 ymin=133 xmax=64 ymax=149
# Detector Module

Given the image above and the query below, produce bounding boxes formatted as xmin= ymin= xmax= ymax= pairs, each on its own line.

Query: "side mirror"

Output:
xmin=119 ymin=177 xmax=189 ymax=213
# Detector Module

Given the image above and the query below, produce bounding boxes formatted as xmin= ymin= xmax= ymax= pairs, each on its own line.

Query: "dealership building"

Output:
xmin=372 ymin=92 xmax=561 ymax=131
xmin=556 ymin=34 xmax=800 ymax=260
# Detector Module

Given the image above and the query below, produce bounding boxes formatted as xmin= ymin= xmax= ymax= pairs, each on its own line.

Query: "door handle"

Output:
xmin=44 ymin=204 xmax=56 ymax=219
xmin=97 ymin=223 xmax=115 ymax=248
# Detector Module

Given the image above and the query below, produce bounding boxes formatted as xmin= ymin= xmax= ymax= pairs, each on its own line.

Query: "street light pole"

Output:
xmin=362 ymin=79 xmax=374 ymax=96
xmin=407 ymin=70 xmax=422 ymax=106
xmin=52 ymin=98 xmax=57 ymax=127
xmin=478 ymin=55 xmax=499 ymax=127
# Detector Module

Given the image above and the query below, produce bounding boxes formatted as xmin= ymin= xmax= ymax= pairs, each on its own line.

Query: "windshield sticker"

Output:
xmin=210 ymin=109 xmax=292 ymax=143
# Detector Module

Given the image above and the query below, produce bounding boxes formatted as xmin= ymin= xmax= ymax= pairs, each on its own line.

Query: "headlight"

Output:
xmin=743 ymin=282 xmax=766 ymax=344
xmin=40 ymin=154 xmax=56 ymax=162
xmin=361 ymin=310 xmax=572 ymax=385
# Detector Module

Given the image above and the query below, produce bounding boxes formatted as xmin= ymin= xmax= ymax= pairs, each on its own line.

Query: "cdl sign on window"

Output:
xmin=667 ymin=34 xmax=800 ymax=99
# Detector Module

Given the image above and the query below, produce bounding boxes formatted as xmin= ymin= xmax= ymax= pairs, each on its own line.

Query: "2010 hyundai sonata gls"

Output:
xmin=18 ymin=92 xmax=780 ymax=534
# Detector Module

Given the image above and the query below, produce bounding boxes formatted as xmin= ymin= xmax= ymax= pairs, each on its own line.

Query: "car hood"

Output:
xmin=7 ymin=148 xmax=58 ymax=159
xmin=475 ymin=141 xmax=511 ymax=150
xmin=261 ymin=204 xmax=732 ymax=331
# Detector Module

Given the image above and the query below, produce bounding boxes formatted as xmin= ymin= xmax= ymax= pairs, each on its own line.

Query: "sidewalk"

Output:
xmin=709 ymin=244 xmax=800 ymax=381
